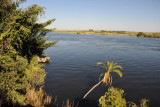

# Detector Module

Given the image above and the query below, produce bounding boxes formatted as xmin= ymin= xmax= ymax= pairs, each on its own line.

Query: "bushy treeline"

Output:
xmin=137 ymin=32 xmax=160 ymax=38
xmin=0 ymin=0 xmax=58 ymax=106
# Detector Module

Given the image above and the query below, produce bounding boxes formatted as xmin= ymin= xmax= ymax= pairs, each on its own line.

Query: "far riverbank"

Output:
xmin=54 ymin=30 xmax=160 ymax=38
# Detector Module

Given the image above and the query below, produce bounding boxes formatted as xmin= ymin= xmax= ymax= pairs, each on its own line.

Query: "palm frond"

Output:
xmin=112 ymin=70 xmax=123 ymax=77
xmin=97 ymin=62 xmax=107 ymax=70
xmin=106 ymin=61 xmax=111 ymax=70
xmin=97 ymin=62 xmax=104 ymax=65
xmin=100 ymin=66 xmax=107 ymax=70
xmin=112 ymin=65 xmax=123 ymax=70
xmin=113 ymin=62 xmax=118 ymax=66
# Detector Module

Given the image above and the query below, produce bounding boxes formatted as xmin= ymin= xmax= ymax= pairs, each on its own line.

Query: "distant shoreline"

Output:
xmin=54 ymin=30 xmax=160 ymax=38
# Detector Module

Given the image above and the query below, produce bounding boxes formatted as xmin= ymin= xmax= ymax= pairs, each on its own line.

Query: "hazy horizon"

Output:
xmin=22 ymin=0 xmax=160 ymax=32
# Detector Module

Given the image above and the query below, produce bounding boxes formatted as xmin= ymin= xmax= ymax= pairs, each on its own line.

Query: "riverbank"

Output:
xmin=54 ymin=30 xmax=160 ymax=38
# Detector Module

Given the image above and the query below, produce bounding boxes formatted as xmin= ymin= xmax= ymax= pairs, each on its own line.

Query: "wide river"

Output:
xmin=44 ymin=33 xmax=160 ymax=107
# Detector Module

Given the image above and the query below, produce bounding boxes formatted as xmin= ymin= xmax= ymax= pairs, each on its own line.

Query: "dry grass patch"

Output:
xmin=25 ymin=87 xmax=52 ymax=107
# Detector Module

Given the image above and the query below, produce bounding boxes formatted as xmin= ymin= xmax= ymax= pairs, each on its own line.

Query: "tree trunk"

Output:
xmin=82 ymin=79 xmax=103 ymax=99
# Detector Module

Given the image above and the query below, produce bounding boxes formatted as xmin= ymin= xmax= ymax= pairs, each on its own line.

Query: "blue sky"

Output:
xmin=22 ymin=0 xmax=160 ymax=32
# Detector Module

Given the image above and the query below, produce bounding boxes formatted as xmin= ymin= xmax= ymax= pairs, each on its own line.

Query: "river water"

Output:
xmin=44 ymin=33 xmax=160 ymax=107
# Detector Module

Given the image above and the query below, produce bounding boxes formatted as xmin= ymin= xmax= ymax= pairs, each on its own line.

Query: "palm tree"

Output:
xmin=82 ymin=60 xmax=123 ymax=99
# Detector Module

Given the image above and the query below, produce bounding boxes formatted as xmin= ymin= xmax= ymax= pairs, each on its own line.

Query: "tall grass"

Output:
xmin=62 ymin=99 xmax=75 ymax=107
xmin=53 ymin=97 xmax=78 ymax=107
xmin=25 ymin=87 xmax=52 ymax=107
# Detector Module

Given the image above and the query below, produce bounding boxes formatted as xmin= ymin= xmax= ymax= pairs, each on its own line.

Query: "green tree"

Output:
xmin=0 ymin=0 xmax=58 ymax=60
xmin=99 ymin=87 xmax=127 ymax=107
xmin=0 ymin=0 xmax=56 ymax=105
xmin=10 ymin=5 xmax=58 ymax=60
xmin=137 ymin=32 xmax=146 ymax=37
xmin=82 ymin=60 xmax=123 ymax=99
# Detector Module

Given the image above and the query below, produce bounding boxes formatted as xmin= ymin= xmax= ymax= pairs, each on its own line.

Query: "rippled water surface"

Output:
xmin=44 ymin=33 xmax=160 ymax=107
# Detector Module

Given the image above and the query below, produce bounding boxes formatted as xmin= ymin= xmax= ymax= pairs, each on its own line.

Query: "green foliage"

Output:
xmin=99 ymin=87 xmax=127 ymax=107
xmin=137 ymin=32 xmax=146 ymax=37
xmin=0 ymin=55 xmax=28 ymax=104
xmin=0 ymin=0 xmax=58 ymax=60
xmin=0 ymin=0 xmax=56 ymax=106
xmin=128 ymin=98 xmax=149 ymax=107
xmin=10 ymin=5 xmax=58 ymax=59
xmin=99 ymin=87 xmax=150 ymax=107
xmin=25 ymin=56 xmax=46 ymax=87
xmin=137 ymin=32 xmax=160 ymax=38
xmin=0 ymin=54 xmax=46 ymax=105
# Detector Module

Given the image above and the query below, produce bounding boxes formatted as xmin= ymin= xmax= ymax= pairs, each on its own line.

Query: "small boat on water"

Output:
xmin=38 ymin=57 xmax=50 ymax=63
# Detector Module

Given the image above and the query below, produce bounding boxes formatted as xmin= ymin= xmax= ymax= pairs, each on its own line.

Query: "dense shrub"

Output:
xmin=137 ymin=32 xmax=146 ymax=37
xmin=99 ymin=87 xmax=127 ymax=107
xmin=0 ymin=54 xmax=47 ymax=105
xmin=137 ymin=32 xmax=160 ymax=38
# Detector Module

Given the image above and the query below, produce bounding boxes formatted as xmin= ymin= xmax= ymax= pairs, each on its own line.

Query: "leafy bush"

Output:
xmin=137 ymin=32 xmax=146 ymax=37
xmin=99 ymin=87 xmax=149 ymax=107
xmin=99 ymin=87 xmax=126 ymax=107
xmin=0 ymin=55 xmax=47 ymax=105
xmin=0 ymin=55 xmax=28 ymax=104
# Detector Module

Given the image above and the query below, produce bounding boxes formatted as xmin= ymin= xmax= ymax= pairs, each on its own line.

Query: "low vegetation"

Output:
xmin=137 ymin=32 xmax=160 ymax=38
xmin=99 ymin=87 xmax=149 ymax=107
xmin=53 ymin=97 xmax=76 ymax=107
xmin=99 ymin=87 xmax=127 ymax=107
xmin=55 ymin=30 xmax=160 ymax=38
